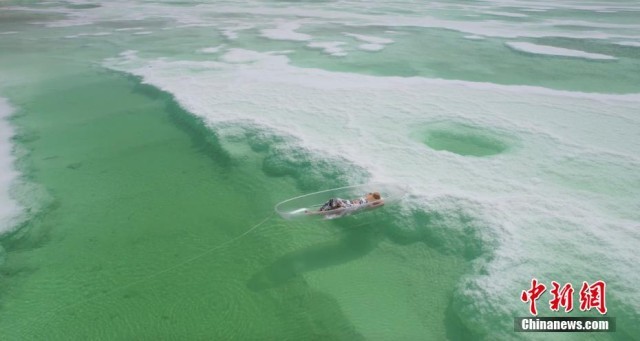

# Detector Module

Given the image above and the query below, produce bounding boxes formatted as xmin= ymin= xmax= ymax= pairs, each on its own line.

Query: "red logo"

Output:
xmin=549 ymin=281 xmax=574 ymax=312
xmin=521 ymin=279 xmax=607 ymax=316
xmin=579 ymin=280 xmax=607 ymax=314
xmin=521 ymin=278 xmax=546 ymax=316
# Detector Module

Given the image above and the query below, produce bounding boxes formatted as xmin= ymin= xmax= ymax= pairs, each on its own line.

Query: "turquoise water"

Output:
xmin=1 ymin=1 xmax=639 ymax=340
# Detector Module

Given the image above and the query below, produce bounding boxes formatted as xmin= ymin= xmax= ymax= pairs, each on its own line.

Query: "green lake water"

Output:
xmin=1 ymin=1 xmax=639 ymax=340
xmin=0 ymin=58 xmax=467 ymax=339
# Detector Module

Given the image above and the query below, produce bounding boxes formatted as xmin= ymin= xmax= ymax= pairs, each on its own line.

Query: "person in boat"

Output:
xmin=316 ymin=192 xmax=383 ymax=212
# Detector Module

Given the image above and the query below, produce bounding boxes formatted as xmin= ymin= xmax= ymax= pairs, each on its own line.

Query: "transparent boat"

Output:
xmin=275 ymin=182 xmax=407 ymax=220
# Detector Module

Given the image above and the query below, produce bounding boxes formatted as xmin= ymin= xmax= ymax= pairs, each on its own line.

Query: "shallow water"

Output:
xmin=0 ymin=65 xmax=366 ymax=339
xmin=1 ymin=0 xmax=639 ymax=340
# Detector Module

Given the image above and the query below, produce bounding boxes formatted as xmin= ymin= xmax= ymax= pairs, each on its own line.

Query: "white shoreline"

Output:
xmin=615 ymin=41 xmax=640 ymax=47
xmin=0 ymin=98 xmax=22 ymax=234
xmin=506 ymin=42 xmax=617 ymax=60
